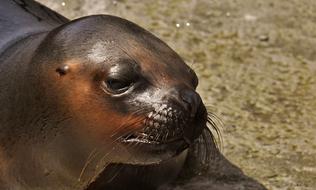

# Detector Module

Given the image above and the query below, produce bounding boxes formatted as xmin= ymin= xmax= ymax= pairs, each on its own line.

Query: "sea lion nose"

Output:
xmin=164 ymin=86 xmax=202 ymax=118
xmin=180 ymin=89 xmax=201 ymax=118
xmin=163 ymin=87 xmax=205 ymax=144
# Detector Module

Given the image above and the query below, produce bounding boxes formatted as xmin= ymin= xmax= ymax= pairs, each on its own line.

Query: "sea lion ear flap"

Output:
xmin=56 ymin=65 xmax=70 ymax=76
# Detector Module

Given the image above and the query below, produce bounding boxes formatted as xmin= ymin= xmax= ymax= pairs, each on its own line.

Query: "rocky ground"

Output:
xmin=38 ymin=0 xmax=316 ymax=189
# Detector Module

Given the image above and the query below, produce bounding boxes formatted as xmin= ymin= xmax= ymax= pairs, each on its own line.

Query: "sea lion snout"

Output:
xmin=165 ymin=86 xmax=201 ymax=118
xmin=179 ymin=88 xmax=206 ymax=142
xmin=162 ymin=86 xmax=205 ymax=142
xmin=125 ymin=86 xmax=206 ymax=149
xmin=179 ymin=88 xmax=201 ymax=118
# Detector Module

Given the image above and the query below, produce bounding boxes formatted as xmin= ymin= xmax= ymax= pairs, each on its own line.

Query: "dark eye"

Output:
xmin=105 ymin=78 xmax=132 ymax=93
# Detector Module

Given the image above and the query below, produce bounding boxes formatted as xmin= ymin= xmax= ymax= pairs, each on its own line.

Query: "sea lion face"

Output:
xmin=35 ymin=15 xmax=207 ymax=168
xmin=90 ymin=39 xmax=207 ymax=163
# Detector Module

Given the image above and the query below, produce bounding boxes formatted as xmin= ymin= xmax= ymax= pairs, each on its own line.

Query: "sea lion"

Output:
xmin=0 ymin=0 xmax=217 ymax=190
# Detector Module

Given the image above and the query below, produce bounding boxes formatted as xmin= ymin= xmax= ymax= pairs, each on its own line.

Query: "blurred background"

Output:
xmin=37 ymin=0 xmax=316 ymax=189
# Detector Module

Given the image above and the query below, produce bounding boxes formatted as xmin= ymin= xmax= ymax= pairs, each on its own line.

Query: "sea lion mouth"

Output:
xmin=120 ymin=132 xmax=189 ymax=155
xmin=121 ymin=132 xmax=184 ymax=144
xmin=116 ymin=103 xmax=201 ymax=160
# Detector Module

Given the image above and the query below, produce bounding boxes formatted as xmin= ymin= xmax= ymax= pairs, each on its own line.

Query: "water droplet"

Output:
xmin=176 ymin=23 xmax=181 ymax=28
xmin=186 ymin=22 xmax=191 ymax=26
xmin=61 ymin=2 xmax=66 ymax=6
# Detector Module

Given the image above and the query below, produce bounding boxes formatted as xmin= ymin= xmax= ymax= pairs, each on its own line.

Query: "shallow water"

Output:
xmin=38 ymin=0 xmax=316 ymax=189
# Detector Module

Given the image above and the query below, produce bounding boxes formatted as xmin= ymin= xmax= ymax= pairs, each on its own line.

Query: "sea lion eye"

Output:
xmin=105 ymin=78 xmax=132 ymax=93
xmin=104 ymin=60 xmax=139 ymax=94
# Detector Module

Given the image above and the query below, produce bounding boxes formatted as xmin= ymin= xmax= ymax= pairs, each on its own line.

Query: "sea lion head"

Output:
xmin=29 ymin=15 xmax=211 ymax=188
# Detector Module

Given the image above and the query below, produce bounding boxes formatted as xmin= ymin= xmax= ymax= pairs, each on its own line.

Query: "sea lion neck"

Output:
xmin=0 ymin=32 xmax=52 ymax=145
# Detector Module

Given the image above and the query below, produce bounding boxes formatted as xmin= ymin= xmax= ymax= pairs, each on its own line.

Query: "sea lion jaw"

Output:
xmin=117 ymin=97 xmax=207 ymax=164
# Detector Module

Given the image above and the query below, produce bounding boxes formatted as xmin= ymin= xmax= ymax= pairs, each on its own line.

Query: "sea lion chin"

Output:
xmin=0 ymin=1 xmax=217 ymax=190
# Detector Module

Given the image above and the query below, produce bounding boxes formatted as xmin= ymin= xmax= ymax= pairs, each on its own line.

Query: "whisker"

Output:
xmin=204 ymin=105 xmax=223 ymax=151
xmin=207 ymin=115 xmax=223 ymax=151
xmin=94 ymin=118 xmax=145 ymax=169
xmin=78 ymin=148 xmax=98 ymax=182
xmin=97 ymin=119 xmax=145 ymax=165
xmin=201 ymin=128 xmax=216 ymax=163
xmin=103 ymin=136 xmax=148 ymax=185
xmin=105 ymin=164 xmax=124 ymax=183
xmin=110 ymin=108 xmax=149 ymax=139
xmin=86 ymin=108 xmax=152 ymax=186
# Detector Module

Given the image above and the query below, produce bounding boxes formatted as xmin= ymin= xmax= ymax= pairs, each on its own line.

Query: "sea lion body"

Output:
xmin=0 ymin=1 xmax=216 ymax=190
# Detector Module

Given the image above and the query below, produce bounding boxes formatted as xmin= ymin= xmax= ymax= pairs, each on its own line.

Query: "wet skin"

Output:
xmin=0 ymin=1 xmax=215 ymax=190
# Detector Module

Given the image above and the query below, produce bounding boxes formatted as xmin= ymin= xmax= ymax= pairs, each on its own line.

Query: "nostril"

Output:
xmin=180 ymin=89 xmax=200 ymax=118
